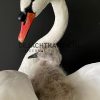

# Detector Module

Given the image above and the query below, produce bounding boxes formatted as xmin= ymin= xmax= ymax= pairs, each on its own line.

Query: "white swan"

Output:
xmin=18 ymin=0 xmax=100 ymax=100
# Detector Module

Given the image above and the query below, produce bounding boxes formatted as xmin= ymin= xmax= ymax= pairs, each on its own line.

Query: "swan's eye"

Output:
xmin=25 ymin=0 xmax=35 ymax=13
xmin=25 ymin=3 xmax=33 ymax=13
xmin=28 ymin=53 xmax=38 ymax=59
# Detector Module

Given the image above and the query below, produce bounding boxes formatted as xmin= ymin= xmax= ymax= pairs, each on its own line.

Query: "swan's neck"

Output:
xmin=18 ymin=0 xmax=68 ymax=78
xmin=37 ymin=0 xmax=68 ymax=44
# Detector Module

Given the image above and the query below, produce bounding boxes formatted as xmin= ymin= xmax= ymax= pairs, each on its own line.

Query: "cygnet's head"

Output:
xmin=28 ymin=46 xmax=62 ymax=67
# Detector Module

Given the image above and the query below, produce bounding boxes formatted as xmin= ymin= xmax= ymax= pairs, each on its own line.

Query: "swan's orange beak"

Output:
xmin=18 ymin=13 xmax=36 ymax=43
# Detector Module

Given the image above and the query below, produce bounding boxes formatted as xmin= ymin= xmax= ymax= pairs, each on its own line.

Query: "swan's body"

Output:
xmin=18 ymin=0 xmax=100 ymax=100
xmin=0 ymin=70 xmax=38 ymax=100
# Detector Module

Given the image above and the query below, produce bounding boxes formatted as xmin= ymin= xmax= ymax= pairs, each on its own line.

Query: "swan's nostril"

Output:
xmin=18 ymin=12 xmax=26 ymax=22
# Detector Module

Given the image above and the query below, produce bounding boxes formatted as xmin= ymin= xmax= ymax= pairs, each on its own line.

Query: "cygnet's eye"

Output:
xmin=28 ymin=53 xmax=38 ymax=59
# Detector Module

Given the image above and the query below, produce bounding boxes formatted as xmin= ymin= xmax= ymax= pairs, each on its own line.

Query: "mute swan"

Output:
xmin=18 ymin=0 xmax=100 ymax=100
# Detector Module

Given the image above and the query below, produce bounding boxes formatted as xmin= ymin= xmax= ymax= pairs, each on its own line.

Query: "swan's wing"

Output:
xmin=68 ymin=62 xmax=100 ymax=100
xmin=0 ymin=70 xmax=38 ymax=100
xmin=78 ymin=62 xmax=100 ymax=81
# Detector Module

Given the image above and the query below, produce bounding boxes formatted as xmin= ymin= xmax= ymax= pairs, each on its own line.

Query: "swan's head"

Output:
xmin=18 ymin=0 xmax=50 ymax=43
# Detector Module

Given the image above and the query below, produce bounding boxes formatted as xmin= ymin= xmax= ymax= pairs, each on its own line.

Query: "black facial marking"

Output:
xmin=28 ymin=53 xmax=38 ymax=59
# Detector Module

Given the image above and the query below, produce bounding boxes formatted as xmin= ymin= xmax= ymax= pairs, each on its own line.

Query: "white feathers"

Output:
xmin=0 ymin=70 xmax=38 ymax=100
xmin=32 ymin=0 xmax=50 ymax=16
xmin=20 ymin=0 xmax=32 ymax=12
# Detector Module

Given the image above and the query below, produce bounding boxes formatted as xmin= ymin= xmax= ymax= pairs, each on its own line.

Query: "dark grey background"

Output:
xmin=0 ymin=0 xmax=100 ymax=74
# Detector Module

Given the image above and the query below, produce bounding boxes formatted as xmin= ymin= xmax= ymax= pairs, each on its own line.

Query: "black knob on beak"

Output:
xmin=18 ymin=12 xmax=26 ymax=22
